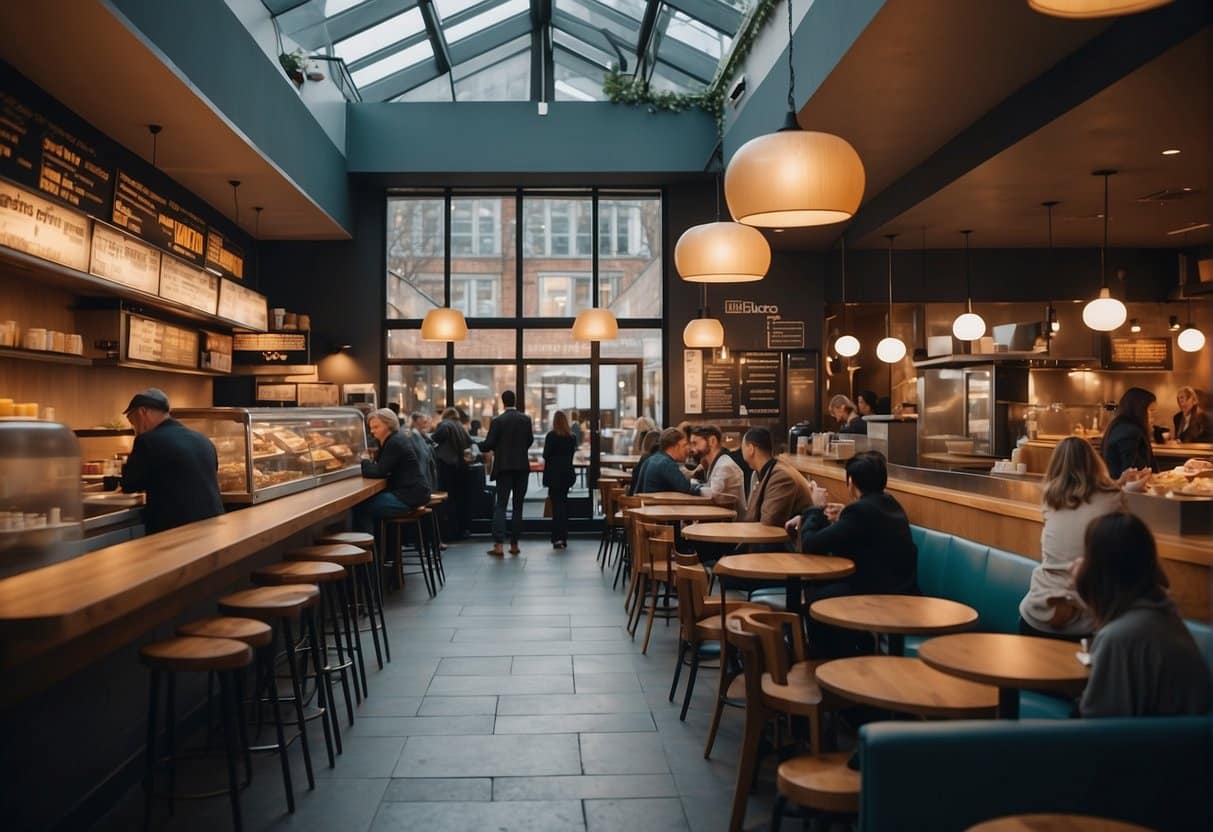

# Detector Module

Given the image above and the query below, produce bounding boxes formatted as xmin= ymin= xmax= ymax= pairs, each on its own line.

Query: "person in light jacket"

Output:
xmin=1075 ymin=512 xmax=1211 ymax=718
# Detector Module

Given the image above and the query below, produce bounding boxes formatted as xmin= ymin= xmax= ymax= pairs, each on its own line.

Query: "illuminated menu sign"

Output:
xmin=217 ymin=278 xmax=268 ymax=330
xmin=205 ymin=229 xmax=244 ymax=281
xmin=1103 ymin=336 xmax=1172 ymax=371
xmin=126 ymin=314 xmax=199 ymax=369
xmin=89 ymin=222 xmax=161 ymax=295
xmin=703 ymin=359 xmax=739 ymax=418
xmin=739 ymin=352 xmax=782 ymax=417
xmin=112 ymin=169 xmax=206 ymax=266
xmin=159 ymin=254 xmax=219 ymax=315
xmin=233 ymin=332 xmax=309 ymax=365
xmin=0 ymin=180 xmax=89 ymax=270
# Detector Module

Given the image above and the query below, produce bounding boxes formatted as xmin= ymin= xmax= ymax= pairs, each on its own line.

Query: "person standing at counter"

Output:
xmin=479 ymin=390 xmax=533 ymax=557
xmin=1102 ymin=387 xmax=1159 ymax=479
xmin=120 ymin=388 xmax=224 ymax=534
xmin=829 ymin=394 xmax=867 ymax=435
xmin=1173 ymin=386 xmax=1212 ymax=444
xmin=431 ymin=407 xmax=472 ymax=540
xmin=856 ymin=390 xmax=880 ymax=418
xmin=355 ymin=408 xmax=431 ymax=541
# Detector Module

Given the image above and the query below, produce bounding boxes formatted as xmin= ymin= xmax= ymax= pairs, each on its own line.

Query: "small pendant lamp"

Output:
xmin=952 ymin=230 xmax=986 ymax=341
xmin=683 ymin=282 xmax=725 ymax=348
xmin=1177 ymin=299 xmax=1206 ymax=353
xmin=876 ymin=234 xmax=907 ymax=363
xmin=833 ymin=236 xmax=860 ymax=357
xmin=1028 ymin=0 xmax=1173 ymax=19
xmin=421 ymin=307 xmax=467 ymax=342
xmin=723 ymin=0 xmax=864 ymax=228
xmin=1082 ymin=170 xmax=1127 ymax=332
xmin=572 ymin=307 xmax=618 ymax=341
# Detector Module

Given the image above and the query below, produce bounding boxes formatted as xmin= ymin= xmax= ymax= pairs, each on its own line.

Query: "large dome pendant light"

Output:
xmin=676 ymin=173 xmax=770 ymax=283
xmin=724 ymin=0 xmax=865 ymax=228
xmin=952 ymin=229 xmax=987 ymax=342
xmin=1082 ymin=170 xmax=1128 ymax=332
xmin=876 ymin=234 xmax=907 ymax=364
xmin=1177 ymin=298 xmax=1206 ymax=353
xmin=572 ymin=307 xmax=619 ymax=341
xmin=1028 ymin=0 xmax=1173 ymax=20
xmin=834 ymin=236 xmax=860 ymax=357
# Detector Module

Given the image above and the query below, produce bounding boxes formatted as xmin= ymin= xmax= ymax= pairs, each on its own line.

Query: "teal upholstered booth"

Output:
xmin=858 ymin=716 xmax=1213 ymax=831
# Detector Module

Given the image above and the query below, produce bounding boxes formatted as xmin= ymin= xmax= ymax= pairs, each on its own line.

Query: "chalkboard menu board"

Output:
xmin=159 ymin=254 xmax=219 ymax=315
xmin=1103 ymin=336 xmax=1172 ymax=371
xmin=205 ymin=229 xmax=244 ymax=281
xmin=217 ymin=278 xmax=268 ymax=331
xmin=233 ymin=332 xmax=310 ymax=365
xmin=0 ymin=84 xmax=113 ymax=214
xmin=89 ymin=222 xmax=161 ymax=295
xmin=112 ymin=170 xmax=206 ymax=266
xmin=703 ymin=359 xmax=739 ymax=418
xmin=739 ymin=352 xmax=782 ymax=416
xmin=0 ymin=180 xmax=90 ymax=270
xmin=126 ymin=314 xmax=199 ymax=369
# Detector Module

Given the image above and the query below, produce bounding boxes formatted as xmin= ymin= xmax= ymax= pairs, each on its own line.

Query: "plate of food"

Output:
xmin=1182 ymin=458 xmax=1213 ymax=479
xmin=270 ymin=430 xmax=309 ymax=454
xmin=1178 ymin=477 xmax=1213 ymax=497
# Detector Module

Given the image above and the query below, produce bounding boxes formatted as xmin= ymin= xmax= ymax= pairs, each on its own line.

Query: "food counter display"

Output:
xmin=0 ymin=419 xmax=83 ymax=577
xmin=173 ymin=407 xmax=368 ymax=504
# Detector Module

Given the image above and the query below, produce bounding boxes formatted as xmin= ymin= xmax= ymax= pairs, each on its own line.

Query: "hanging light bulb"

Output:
xmin=1027 ymin=0 xmax=1173 ymax=19
xmin=1177 ymin=299 xmax=1205 ymax=352
xmin=1129 ymin=318 xmax=1142 ymax=333
xmin=834 ymin=236 xmax=860 ymax=356
xmin=951 ymin=229 xmax=986 ymax=341
xmin=421 ymin=308 xmax=468 ymax=341
xmin=571 ymin=308 xmax=618 ymax=341
xmin=724 ymin=0 xmax=864 ymax=228
xmin=879 ymin=234 xmax=906 ymax=364
xmin=1083 ymin=171 xmax=1127 ymax=332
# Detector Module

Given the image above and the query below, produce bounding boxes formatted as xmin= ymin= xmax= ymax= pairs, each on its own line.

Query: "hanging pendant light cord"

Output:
xmin=786 ymin=0 xmax=795 ymax=112
xmin=1100 ymin=172 xmax=1109 ymax=290
xmin=885 ymin=233 xmax=897 ymax=337
xmin=962 ymin=230 xmax=973 ymax=313
xmin=840 ymin=235 xmax=847 ymax=332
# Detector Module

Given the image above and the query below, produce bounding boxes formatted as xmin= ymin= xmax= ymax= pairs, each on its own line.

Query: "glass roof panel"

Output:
xmin=436 ymin=0 xmax=487 ymax=18
xmin=333 ymin=6 xmax=425 ymax=63
xmin=455 ymin=47 xmax=530 ymax=100
xmin=393 ymin=73 xmax=454 ymax=102
xmin=351 ymin=38 xmax=433 ymax=86
xmin=445 ymin=0 xmax=529 ymax=44
xmin=554 ymin=49 xmax=608 ymax=101
xmin=666 ymin=9 xmax=731 ymax=60
xmin=325 ymin=0 xmax=368 ymax=15
xmin=552 ymin=29 xmax=614 ymax=70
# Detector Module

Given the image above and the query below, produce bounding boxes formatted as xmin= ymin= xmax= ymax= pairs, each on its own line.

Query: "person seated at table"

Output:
xmin=1019 ymin=437 xmax=1135 ymax=640
xmin=829 ymin=394 xmax=867 ymax=435
xmin=1075 ymin=512 xmax=1211 ymax=717
xmin=689 ymin=424 xmax=745 ymax=513
xmin=742 ymin=427 xmax=815 ymax=530
xmin=627 ymin=429 xmax=662 ymax=496
xmin=354 ymin=408 xmax=432 ymax=546
xmin=629 ymin=416 xmax=657 ymax=454
xmin=1173 ymin=386 xmax=1212 ymax=443
xmin=634 ymin=428 xmax=703 ymax=496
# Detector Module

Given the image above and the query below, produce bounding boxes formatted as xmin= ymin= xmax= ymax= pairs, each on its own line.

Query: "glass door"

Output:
xmin=523 ymin=363 xmax=592 ymax=519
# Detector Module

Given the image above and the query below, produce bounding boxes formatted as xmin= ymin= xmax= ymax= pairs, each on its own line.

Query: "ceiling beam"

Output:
xmin=634 ymin=0 xmax=662 ymax=78
xmin=846 ymin=0 xmax=1212 ymax=242
xmin=418 ymin=0 xmax=453 ymax=74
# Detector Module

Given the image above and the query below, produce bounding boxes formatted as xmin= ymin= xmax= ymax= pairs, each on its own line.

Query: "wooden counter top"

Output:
xmin=1025 ymin=437 xmax=1213 ymax=459
xmin=0 ymin=477 xmax=383 ymax=689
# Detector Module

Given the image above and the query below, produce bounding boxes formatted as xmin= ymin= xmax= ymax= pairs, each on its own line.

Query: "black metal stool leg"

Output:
xmin=165 ymin=671 xmax=177 ymax=816
xmin=368 ymin=541 xmax=391 ymax=663
xmin=364 ymin=562 xmax=390 ymax=663
xmin=280 ymin=618 xmax=320 ymax=780
xmin=260 ymin=646 xmax=296 ymax=813
xmin=143 ymin=669 xmax=160 ymax=832
xmin=430 ymin=510 xmax=446 ymax=585
xmin=339 ymin=577 xmax=369 ymax=698
xmin=354 ymin=567 xmax=384 ymax=670
xmin=217 ymin=671 xmax=244 ymax=832
xmin=234 ymin=669 xmax=253 ymax=785
xmin=323 ymin=586 xmax=357 ymax=724
xmin=302 ymin=609 xmax=340 ymax=761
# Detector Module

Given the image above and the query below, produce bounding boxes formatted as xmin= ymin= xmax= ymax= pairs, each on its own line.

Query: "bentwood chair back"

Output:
xmin=724 ymin=610 xmax=771 ymax=832
xmin=745 ymin=611 xmax=807 ymax=687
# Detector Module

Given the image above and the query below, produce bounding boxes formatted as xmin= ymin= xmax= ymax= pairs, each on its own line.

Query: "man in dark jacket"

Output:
xmin=121 ymin=388 xmax=224 ymax=534
xmin=356 ymin=408 xmax=432 ymax=540
xmin=789 ymin=450 xmax=918 ymax=656
xmin=635 ymin=428 xmax=702 ymax=495
xmin=479 ymin=390 xmax=534 ymax=556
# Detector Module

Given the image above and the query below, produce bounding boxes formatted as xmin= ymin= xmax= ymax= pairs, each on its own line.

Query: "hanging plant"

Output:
xmin=278 ymin=49 xmax=308 ymax=85
xmin=603 ymin=0 xmax=777 ymax=125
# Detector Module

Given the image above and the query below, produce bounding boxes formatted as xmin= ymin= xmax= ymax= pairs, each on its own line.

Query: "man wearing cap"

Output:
xmin=121 ymin=388 xmax=224 ymax=534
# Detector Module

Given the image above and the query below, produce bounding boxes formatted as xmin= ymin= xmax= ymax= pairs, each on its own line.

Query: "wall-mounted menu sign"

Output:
xmin=159 ymin=254 xmax=219 ymax=315
xmin=0 ymin=84 xmax=113 ymax=214
xmin=0 ymin=179 xmax=90 ymax=270
xmin=202 ymin=331 xmax=233 ymax=373
xmin=233 ymin=332 xmax=309 ymax=365
xmin=126 ymin=314 xmax=200 ymax=369
xmin=297 ymin=383 xmax=339 ymax=407
xmin=683 ymin=349 xmax=704 ymax=415
xmin=217 ymin=278 xmax=268 ymax=331
xmin=766 ymin=319 xmax=805 ymax=350
xmin=703 ymin=358 xmax=739 ymax=418
xmin=256 ymin=383 xmax=297 ymax=403
xmin=1103 ymin=336 xmax=1172 ymax=371
xmin=205 ymin=229 xmax=244 ymax=281
xmin=89 ymin=222 xmax=161 ymax=295
xmin=739 ymin=352 xmax=782 ymax=417
xmin=112 ymin=169 xmax=206 ymax=266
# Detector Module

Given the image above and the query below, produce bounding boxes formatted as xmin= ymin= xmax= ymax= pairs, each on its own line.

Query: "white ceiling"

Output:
xmin=0 ymin=0 xmax=347 ymax=240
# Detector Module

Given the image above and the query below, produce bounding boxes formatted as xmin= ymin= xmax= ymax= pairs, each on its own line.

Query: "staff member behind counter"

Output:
xmin=120 ymin=388 xmax=224 ymax=534
xmin=1173 ymin=386 xmax=1212 ymax=444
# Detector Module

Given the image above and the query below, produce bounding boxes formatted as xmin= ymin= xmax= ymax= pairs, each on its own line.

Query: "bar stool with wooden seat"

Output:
xmin=177 ymin=616 xmax=300 ymax=815
xmin=380 ymin=507 xmax=436 ymax=597
xmin=252 ymin=560 xmax=362 ymax=721
xmin=140 ymin=635 xmax=252 ymax=831
xmin=315 ymin=530 xmax=390 ymax=666
xmin=425 ymin=491 xmax=448 ymax=586
xmin=288 ymin=543 xmax=387 ymax=673
xmin=217 ymin=584 xmax=336 ymax=773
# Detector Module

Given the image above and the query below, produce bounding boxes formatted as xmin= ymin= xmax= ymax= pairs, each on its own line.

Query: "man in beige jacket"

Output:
xmin=742 ymin=427 xmax=817 ymax=529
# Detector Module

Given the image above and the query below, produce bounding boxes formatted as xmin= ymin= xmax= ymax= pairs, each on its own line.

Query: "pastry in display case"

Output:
xmin=173 ymin=407 xmax=368 ymax=504
xmin=0 ymin=419 xmax=84 ymax=577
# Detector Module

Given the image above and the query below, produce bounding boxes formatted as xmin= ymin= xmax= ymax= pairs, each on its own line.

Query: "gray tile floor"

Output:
xmin=100 ymin=536 xmax=778 ymax=831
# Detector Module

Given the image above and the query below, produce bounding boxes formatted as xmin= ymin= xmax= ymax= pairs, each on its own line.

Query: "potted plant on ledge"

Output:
xmin=278 ymin=50 xmax=307 ymax=86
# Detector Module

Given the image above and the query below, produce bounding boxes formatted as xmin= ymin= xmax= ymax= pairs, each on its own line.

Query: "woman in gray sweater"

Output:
xmin=1074 ymin=512 xmax=1211 ymax=717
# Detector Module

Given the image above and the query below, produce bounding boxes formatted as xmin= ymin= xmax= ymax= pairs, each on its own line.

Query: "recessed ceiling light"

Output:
xmin=1162 ymin=149 xmax=1181 ymax=156
xmin=772 ymin=229 xmax=784 ymax=233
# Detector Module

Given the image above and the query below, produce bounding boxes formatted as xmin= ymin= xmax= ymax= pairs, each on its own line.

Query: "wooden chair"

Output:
xmin=770 ymin=752 xmax=860 ymax=831
xmin=627 ymin=522 xmax=676 ymax=653
xmin=745 ymin=610 xmax=827 ymax=755
xmin=596 ymin=480 xmax=624 ymax=570
xmin=722 ymin=610 xmax=773 ymax=832
xmin=615 ymin=493 xmax=645 ymax=603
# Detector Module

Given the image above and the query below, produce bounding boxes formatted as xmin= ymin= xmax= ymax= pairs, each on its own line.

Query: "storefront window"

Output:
xmin=453 ymin=365 xmax=517 ymax=432
xmin=386 ymin=197 xmax=445 ymax=320
xmin=386 ymin=365 xmax=447 ymax=418
xmin=601 ymin=193 xmax=662 ymax=319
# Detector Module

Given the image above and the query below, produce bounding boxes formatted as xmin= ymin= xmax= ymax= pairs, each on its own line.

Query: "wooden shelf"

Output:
xmin=92 ymin=358 xmax=233 ymax=378
xmin=0 ymin=345 xmax=92 ymax=367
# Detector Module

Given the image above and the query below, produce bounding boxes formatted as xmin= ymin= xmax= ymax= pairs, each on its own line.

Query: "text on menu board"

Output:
xmin=1103 ymin=336 xmax=1172 ymax=371
xmin=233 ymin=332 xmax=310 ymax=365
xmin=702 ymin=358 xmax=739 ymax=418
xmin=159 ymin=254 xmax=219 ymax=315
xmin=112 ymin=169 xmax=206 ymax=265
xmin=89 ymin=223 xmax=161 ymax=295
xmin=739 ymin=351 xmax=782 ymax=417
xmin=205 ymin=229 xmax=244 ymax=281
xmin=217 ymin=278 xmax=268 ymax=331
xmin=126 ymin=314 xmax=200 ymax=369
xmin=0 ymin=180 xmax=90 ymax=270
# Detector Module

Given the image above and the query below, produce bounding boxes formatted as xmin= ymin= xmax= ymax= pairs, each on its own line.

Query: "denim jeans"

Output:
xmin=492 ymin=470 xmax=528 ymax=544
xmin=353 ymin=491 xmax=416 ymax=544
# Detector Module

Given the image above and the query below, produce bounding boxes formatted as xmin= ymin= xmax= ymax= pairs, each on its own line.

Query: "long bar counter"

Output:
xmin=0 ymin=476 xmax=384 ymax=706
xmin=781 ymin=454 xmax=1211 ymax=621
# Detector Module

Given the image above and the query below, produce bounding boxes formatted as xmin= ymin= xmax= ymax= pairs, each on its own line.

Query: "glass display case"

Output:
xmin=917 ymin=365 xmax=1029 ymax=466
xmin=0 ymin=419 xmax=83 ymax=563
xmin=173 ymin=407 xmax=368 ymax=504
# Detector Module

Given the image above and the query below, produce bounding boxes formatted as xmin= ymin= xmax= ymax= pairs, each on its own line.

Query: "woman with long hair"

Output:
xmin=630 ymin=417 xmax=657 ymax=454
xmin=1019 ymin=437 xmax=1126 ymax=638
xmin=1173 ymin=386 xmax=1213 ymax=443
xmin=829 ymin=394 xmax=866 ymax=435
xmin=1074 ymin=512 xmax=1211 ymax=717
xmin=1101 ymin=387 xmax=1158 ymax=479
xmin=431 ymin=406 xmax=473 ymax=539
xmin=627 ymin=429 xmax=662 ymax=496
xmin=542 ymin=410 xmax=577 ymax=549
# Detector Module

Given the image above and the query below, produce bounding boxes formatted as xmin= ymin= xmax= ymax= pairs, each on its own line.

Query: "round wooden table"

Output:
xmin=683 ymin=522 xmax=790 ymax=545
xmin=626 ymin=504 xmax=736 ymax=523
xmin=636 ymin=491 xmax=713 ymax=505
xmin=918 ymin=633 xmax=1089 ymax=719
xmin=966 ymin=814 xmax=1155 ymax=832
xmin=815 ymin=656 xmax=998 ymax=719
xmin=809 ymin=595 xmax=978 ymax=655
xmin=714 ymin=553 xmax=855 ymax=616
